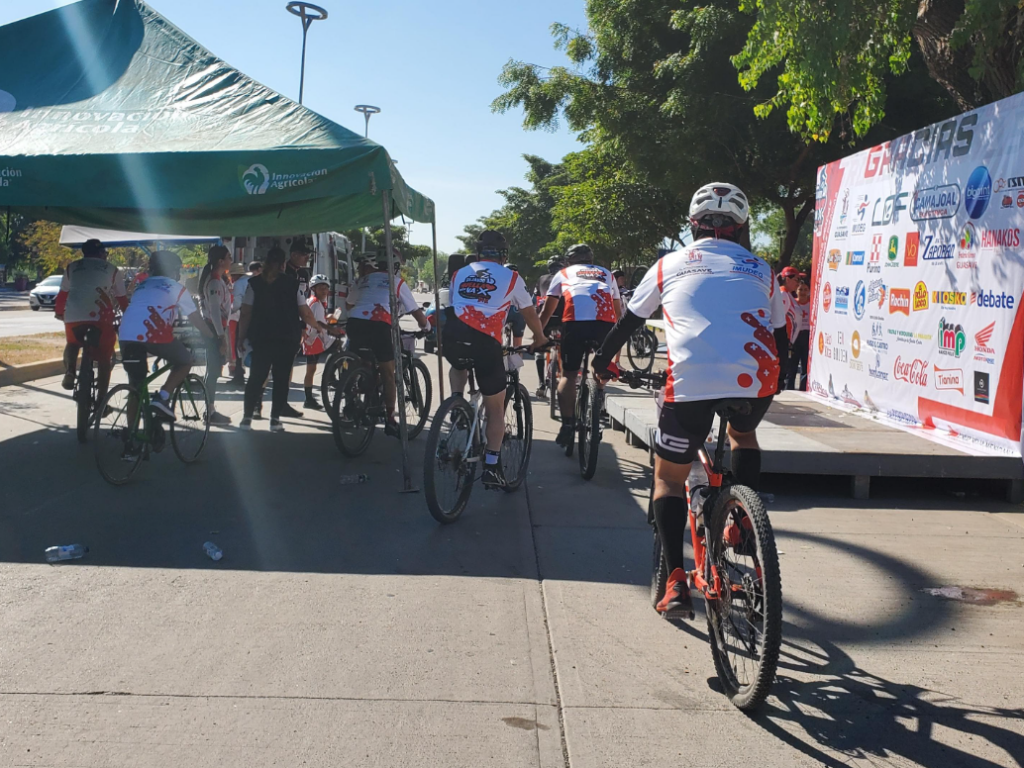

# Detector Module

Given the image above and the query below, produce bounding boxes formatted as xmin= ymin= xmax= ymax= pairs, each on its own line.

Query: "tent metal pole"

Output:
xmin=382 ymin=193 xmax=417 ymax=493
xmin=431 ymin=220 xmax=445 ymax=401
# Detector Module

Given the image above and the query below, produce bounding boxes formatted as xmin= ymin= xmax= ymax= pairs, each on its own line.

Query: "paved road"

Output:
xmin=1 ymin=350 xmax=1023 ymax=767
xmin=0 ymin=306 xmax=61 ymax=337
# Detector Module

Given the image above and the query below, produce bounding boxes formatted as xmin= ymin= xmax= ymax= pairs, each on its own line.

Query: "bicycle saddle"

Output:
xmin=582 ymin=339 xmax=602 ymax=352
xmin=715 ymin=399 xmax=752 ymax=418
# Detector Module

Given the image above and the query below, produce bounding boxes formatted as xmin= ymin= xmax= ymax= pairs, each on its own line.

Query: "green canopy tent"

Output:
xmin=0 ymin=0 xmax=444 ymax=488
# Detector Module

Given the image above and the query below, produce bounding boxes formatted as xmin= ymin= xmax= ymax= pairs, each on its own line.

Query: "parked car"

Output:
xmin=28 ymin=275 xmax=62 ymax=311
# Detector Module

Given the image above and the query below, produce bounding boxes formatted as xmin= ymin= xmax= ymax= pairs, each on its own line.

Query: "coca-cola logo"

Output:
xmin=893 ymin=356 xmax=929 ymax=386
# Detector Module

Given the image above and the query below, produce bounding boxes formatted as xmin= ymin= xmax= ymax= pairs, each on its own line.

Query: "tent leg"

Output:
xmin=431 ymin=221 xmax=445 ymax=401
xmin=382 ymin=193 xmax=418 ymax=494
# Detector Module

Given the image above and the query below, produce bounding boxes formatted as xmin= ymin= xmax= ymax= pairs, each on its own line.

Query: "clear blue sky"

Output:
xmin=3 ymin=0 xmax=588 ymax=252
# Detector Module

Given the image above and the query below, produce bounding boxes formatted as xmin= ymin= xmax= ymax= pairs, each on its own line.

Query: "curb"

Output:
xmin=0 ymin=358 xmax=63 ymax=387
xmin=0 ymin=305 xmax=31 ymax=312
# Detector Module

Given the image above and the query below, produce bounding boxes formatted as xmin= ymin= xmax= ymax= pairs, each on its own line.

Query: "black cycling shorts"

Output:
xmin=346 ymin=317 xmax=394 ymax=363
xmin=560 ymin=320 xmax=614 ymax=373
xmin=121 ymin=340 xmax=192 ymax=387
xmin=506 ymin=306 xmax=526 ymax=337
xmin=442 ymin=312 xmax=505 ymax=396
xmin=655 ymin=396 xmax=773 ymax=464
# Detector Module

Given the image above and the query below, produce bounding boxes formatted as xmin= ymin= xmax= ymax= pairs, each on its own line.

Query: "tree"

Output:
xmin=18 ymin=220 xmax=73 ymax=276
xmin=751 ymin=206 xmax=812 ymax=271
xmin=734 ymin=0 xmax=1023 ymax=142
xmin=494 ymin=0 xmax=957 ymax=265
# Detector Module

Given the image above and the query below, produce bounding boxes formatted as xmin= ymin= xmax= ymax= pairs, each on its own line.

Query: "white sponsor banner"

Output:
xmin=809 ymin=92 xmax=1024 ymax=457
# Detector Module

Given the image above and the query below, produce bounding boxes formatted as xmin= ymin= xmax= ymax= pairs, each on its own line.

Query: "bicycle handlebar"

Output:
xmin=617 ymin=369 xmax=668 ymax=390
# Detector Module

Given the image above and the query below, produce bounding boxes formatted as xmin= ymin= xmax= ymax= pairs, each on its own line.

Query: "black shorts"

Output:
xmin=560 ymin=320 xmax=614 ymax=372
xmin=346 ymin=317 xmax=394 ymax=363
xmin=655 ymin=396 xmax=773 ymax=464
xmin=121 ymin=340 xmax=192 ymax=387
xmin=442 ymin=312 xmax=505 ymax=396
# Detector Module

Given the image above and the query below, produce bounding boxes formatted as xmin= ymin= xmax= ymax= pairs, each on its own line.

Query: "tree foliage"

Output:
xmin=735 ymin=0 xmax=1024 ymax=142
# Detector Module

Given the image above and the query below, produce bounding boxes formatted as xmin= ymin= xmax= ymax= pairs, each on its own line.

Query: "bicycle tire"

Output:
xmin=403 ymin=356 xmax=432 ymax=440
xmin=627 ymin=328 xmax=656 ymax=373
xmin=565 ymin=376 xmax=582 ymax=458
xmin=501 ymin=382 xmax=533 ymax=491
xmin=76 ymin=353 xmax=94 ymax=444
xmin=579 ymin=384 xmax=603 ymax=480
xmin=704 ymin=484 xmax=782 ymax=712
xmin=94 ymin=384 xmax=142 ymax=486
xmin=423 ymin=396 xmax=478 ymax=523
xmin=548 ymin=358 xmax=558 ymax=422
xmin=170 ymin=374 xmax=210 ymax=464
xmin=321 ymin=350 xmax=358 ymax=418
xmin=331 ymin=366 xmax=376 ymax=457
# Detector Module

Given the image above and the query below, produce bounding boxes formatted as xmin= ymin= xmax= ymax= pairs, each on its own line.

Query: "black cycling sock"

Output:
xmin=731 ymin=448 xmax=762 ymax=491
xmin=653 ymin=495 xmax=688 ymax=575
xmin=304 ymin=386 xmax=314 ymax=401
xmin=536 ymin=356 xmax=545 ymax=383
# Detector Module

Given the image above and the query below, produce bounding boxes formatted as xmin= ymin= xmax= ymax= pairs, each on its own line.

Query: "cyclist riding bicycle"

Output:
xmin=443 ymin=230 xmax=548 ymax=489
xmin=591 ymin=182 xmax=788 ymax=618
xmin=119 ymin=251 xmax=215 ymax=421
xmin=345 ymin=252 xmax=430 ymax=436
xmin=533 ymin=256 xmax=565 ymax=396
xmin=54 ymin=239 xmax=129 ymax=407
xmin=539 ymin=244 xmax=622 ymax=448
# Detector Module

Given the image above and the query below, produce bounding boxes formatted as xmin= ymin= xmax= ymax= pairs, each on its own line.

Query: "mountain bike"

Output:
xmin=331 ymin=330 xmax=431 ymax=456
xmin=566 ymin=339 xmax=607 ymax=480
xmin=626 ymin=325 xmax=658 ymax=372
xmin=94 ymin=358 xmax=210 ymax=486
xmin=70 ymin=325 xmax=102 ymax=443
xmin=423 ymin=345 xmax=534 ymax=524
xmin=622 ymin=369 xmax=782 ymax=712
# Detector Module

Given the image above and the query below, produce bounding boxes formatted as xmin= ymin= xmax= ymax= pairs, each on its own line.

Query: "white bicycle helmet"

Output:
xmin=309 ymin=274 xmax=330 ymax=289
xmin=689 ymin=183 xmax=749 ymax=227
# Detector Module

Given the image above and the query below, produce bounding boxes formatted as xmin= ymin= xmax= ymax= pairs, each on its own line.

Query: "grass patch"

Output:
xmin=0 ymin=332 xmax=66 ymax=368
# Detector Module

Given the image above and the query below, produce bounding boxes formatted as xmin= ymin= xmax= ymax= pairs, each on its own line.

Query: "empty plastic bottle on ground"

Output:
xmin=45 ymin=544 xmax=88 ymax=563
xmin=203 ymin=542 xmax=223 ymax=561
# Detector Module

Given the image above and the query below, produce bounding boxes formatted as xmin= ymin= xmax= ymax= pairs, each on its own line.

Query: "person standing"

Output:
xmin=301 ymin=274 xmax=336 ymax=410
xmin=777 ymin=266 xmax=800 ymax=390
xmin=786 ymin=281 xmax=811 ymax=391
xmin=228 ymin=260 xmax=261 ymax=386
xmin=198 ymin=245 xmax=233 ymax=426
xmin=236 ymin=247 xmax=330 ymax=432
xmin=533 ymin=257 xmax=565 ymax=396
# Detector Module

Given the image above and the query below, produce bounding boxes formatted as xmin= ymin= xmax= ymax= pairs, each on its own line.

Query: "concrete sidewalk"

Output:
xmin=1 ymin=358 xmax=1022 ymax=767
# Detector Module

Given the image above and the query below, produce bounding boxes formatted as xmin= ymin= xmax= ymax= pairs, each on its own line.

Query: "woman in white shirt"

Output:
xmin=198 ymin=245 xmax=233 ymax=425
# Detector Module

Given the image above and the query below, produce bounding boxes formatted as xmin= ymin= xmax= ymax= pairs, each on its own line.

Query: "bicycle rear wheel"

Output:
xmin=501 ymin=381 xmax=533 ymax=491
xmin=423 ymin=396 xmax=478 ymax=523
xmin=402 ymin=356 xmax=432 ymax=440
xmin=627 ymin=328 xmax=656 ymax=372
xmin=704 ymin=484 xmax=782 ymax=711
xmin=331 ymin=366 xmax=376 ymax=457
xmin=579 ymin=384 xmax=603 ymax=479
xmin=75 ymin=354 xmax=94 ymax=444
xmin=171 ymin=374 xmax=210 ymax=464
xmin=94 ymin=384 xmax=142 ymax=486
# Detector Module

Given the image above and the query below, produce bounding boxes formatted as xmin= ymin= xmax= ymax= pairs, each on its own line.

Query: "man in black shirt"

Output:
xmin=284 ymin=238 xmax=312 ymax=298
xmin=237 ymin=247 xmax=334 ymax=432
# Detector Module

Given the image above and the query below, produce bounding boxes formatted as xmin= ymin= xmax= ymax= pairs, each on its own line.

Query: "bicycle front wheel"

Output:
xmin=402 ymin=356 xmax=432 ymax=440
xmin=423 ymin=396 xmax=478 ymax=523
xmin=627 ymin=328 xmax=656 ymax=372
xmin=579 ymin=384 xmax=603 ymax=480
xmin=171 ymin=374 xmax=210 ymax=464
xmin=501 ymin=381 xmax=533 ymax=491
xmin=76 ymin=358 xmax=94 ymax=444
xmin=321 ymin=350 xmax=358 ymax=418
xmin=331 ymin=366 xmax=376 ymax=457
xmin=705 ymin=484 xmax=782 ymax=712
xmin=94 ymin=384 xmax=142 ymax=486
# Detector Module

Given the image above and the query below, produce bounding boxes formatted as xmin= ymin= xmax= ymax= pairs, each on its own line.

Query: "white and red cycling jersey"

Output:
xmin=450 ymin=261 xmax=533 ymax=342
xmin=119 ymin=276 xmax=197 ymax=345
xmin=346 ymin=272 xmax=418 ymax=324
xmin=546 ymin=263 xmax=620 ymax=322
xmin=788 ymin=294 xmax=810 ymax=340
xmin=55 ymin=258 xmax=127 ymax=324
xmin=628 ymin=239 xmax=786 ymax=402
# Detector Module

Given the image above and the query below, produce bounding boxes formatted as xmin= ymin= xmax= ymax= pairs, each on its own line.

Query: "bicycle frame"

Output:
xmin=687 ymin=414 xmax=731 ymax=603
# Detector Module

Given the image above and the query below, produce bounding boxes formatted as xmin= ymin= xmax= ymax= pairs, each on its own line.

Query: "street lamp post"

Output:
xmin=286 ymin=2 xmax=328 ymax=105
xmin=354 ymin=105 xmax=381 ymax=253
xmin=354 ymin=104 xmax=381 ymax=138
